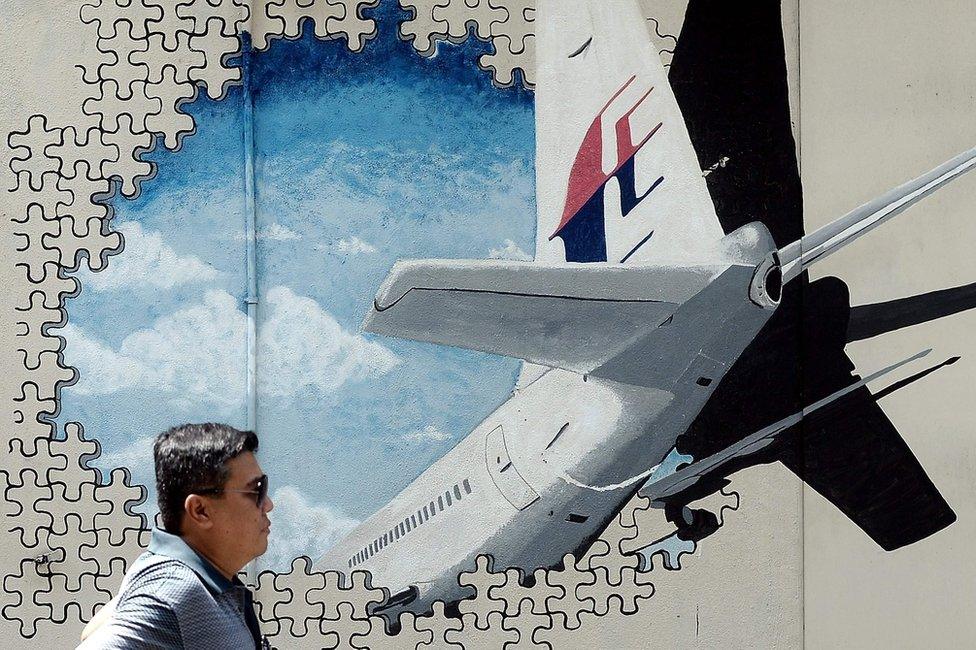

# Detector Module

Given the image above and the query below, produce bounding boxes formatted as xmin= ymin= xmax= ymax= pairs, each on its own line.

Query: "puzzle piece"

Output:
xmin=145 ymin=65 xmax=198 ymax=149
xmin=46 ymin=423 xmax=102 ymax=500
xmin=94 ymin=20 xmax=152 ymax=99
xmin=3 ymin=558 xmax=55 ymax=637
xmin=92 ymin=467 xmax=149 ymax=539
xmin=176 ymin=0 xmax=250 ymax=37
xmin=14 ymin=293 xmax=65 ymax=371
xmin=255 ymin=568 xmax=289 ymax=637
xmin=398 ymin=0 xmax=534 ymax=87
xmin=433 ymin=0 xmax=505 ymax=41
xmin=577 ymin=566 xmax=655 ymax=618
xmin=272 ymin=556 xmax=328 ymax=637
xmin=446 ymin=611 xmax=517 ymax=649
xmin=188 ymin=16 xmax=244 ymax=100
xmin=101 ymin=114 xmax=155 ymax=197
xmin=414 ymin=600 xmax=463 ymax=648
xmin=8 ymin=115 xmax=62 ymax=191
xmin=489 ymin=567 xmax=561 ymax=617
xmin=540 ymin=554 xmax=596 ymax=630
xmin=4 ymin=469 xmax=56 ymax=549
xmin=500 ymin=597 xmax=553 ymax=649
xmin=57 ymin=162 xmax=114 ymax=221
xmin=46 ymin=127 xmax=120 ymax=182
xmin=322 ymin=601 xmax=370 ymax=649
xmin=457 ymin=554 xmax=507 ymax=629
xmin=398 ymin=0 xmax=451 ymax=56
xmin=9 ymin=383 xmax=59 ymax=444
xmin=83 ymin=79 xmax=163 ymax=135
xmin=327 ymin=0 xmax=381 ymax=52
xmin=145 ymin=0 xmax=198 ymax=50
xmin=41 ymin=571 xmax=114 ymax=625
xmin=132 ymin=31 xmax=208 ymax=83
xmin=80 ymin=0 xmax=164 ymax=40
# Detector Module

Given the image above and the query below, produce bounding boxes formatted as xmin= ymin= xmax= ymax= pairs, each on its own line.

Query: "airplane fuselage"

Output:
xmin=318 ymin=225 xmax=782 ymax=616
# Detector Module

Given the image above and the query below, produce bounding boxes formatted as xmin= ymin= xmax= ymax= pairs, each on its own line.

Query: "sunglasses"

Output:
xmin=198 ymin=474 xmax=269 ymax=508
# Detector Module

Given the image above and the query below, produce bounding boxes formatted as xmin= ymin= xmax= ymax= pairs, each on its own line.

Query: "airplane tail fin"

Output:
xmin=780 ymin=146 xmax=976 ymax=283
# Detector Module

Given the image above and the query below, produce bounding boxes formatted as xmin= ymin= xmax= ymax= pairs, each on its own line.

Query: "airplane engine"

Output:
xmin=750 ymin=253 xmax=783 ymax=309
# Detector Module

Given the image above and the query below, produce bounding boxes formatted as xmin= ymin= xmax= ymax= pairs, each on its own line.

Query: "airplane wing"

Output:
xmin=363 ymin=258 xmax=721 ymax=373
xmin=535 ymin=0 xmax=725 ymax=265
xmin=780 ymin=147 xmax=976 ymax=283
xmin=639 ymin=349 xmax=932 ymax=502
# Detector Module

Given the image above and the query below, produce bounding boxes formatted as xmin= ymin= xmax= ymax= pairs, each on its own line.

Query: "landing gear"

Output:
xmin=665 ymin=503 xmax=720 ymax=543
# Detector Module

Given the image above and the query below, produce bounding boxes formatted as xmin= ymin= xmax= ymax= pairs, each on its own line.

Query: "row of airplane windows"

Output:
xmin=348 ymin=479 xmax=473 ymax=569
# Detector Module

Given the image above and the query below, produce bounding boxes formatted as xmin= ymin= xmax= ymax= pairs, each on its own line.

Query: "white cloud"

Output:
xmin=258 ymin=286 xmax=398 ymax=398
xmin=403 ymin=425 xmax=452 ymax=443
xmin=489 ymin=238 xmax=533 ymax=261
xmin=85 ymin=222 xmax=221 ymax=292
xmin=61 ymin=322 xmax=152 ymax=395
xmin=234 ymin=222 xmax=302 ymax=241
xmin=334 ymin=236 xmax=377 ymax=255
xmin=261 ymin=485 xmax=359 ymax=571
xmin=100 ymin=435 xmax=155 ymax=471
xmin=63 ymin=286 xmax=398 ymax=410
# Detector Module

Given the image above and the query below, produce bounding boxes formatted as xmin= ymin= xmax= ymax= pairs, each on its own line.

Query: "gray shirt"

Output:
xmin=79 ymin=528 xmax=265 ymax=649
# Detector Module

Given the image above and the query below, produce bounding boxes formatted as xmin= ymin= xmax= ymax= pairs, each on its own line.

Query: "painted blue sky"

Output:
xmin=60 ymin=3 xmax=535 ymax=569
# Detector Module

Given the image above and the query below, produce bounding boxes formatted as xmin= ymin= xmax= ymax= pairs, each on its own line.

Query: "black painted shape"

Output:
xmin=847 ymin=282 xmax=976 ymax=342
xmin=872 ymin=356 xmax=959 ymax=402
xmin=669 ymin=0 xmax=803 ymax=247
xmin=557 ymin=187 xmax=608 ymax=262
xmin=620 ymin=230 xmax=654 ymax=263
xmin=670 ymin=1 xmax=955 ymax=550
xmin=615 ymin=156 xmax=663 ymax=218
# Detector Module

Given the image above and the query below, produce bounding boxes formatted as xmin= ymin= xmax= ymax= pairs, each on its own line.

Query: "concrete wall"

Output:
xmin=0 ymin=1 xmax=971 ymax=647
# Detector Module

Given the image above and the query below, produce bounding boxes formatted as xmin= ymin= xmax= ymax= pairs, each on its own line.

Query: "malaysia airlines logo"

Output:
xmin=551 ymin=75 xmax=665 ymax=263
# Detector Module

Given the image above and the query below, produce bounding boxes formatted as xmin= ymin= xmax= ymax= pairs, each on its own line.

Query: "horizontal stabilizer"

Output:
xmin=780 ymin=147 xmax=976 ymax=283
xmin=640 ymin=349 xmax=931 ymax=502
xmin=364 ymin=259 xmax=722 ymax=372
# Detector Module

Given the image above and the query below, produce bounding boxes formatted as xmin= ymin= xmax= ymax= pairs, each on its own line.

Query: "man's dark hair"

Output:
xmin=154 ymin=423 xmax=259 ymax=534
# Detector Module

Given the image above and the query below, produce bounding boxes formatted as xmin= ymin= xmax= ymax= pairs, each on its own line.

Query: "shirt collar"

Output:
xmin=148 ymin=527 xmax=241 ymax=595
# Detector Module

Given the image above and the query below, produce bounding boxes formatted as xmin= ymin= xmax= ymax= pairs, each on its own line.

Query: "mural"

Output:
xmin=1 ymin=0 xmax=974 ymax=647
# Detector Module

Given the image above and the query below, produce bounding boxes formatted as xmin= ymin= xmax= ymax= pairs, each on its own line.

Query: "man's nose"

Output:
xmin=263 ymin=495 xmax=274 ymax=513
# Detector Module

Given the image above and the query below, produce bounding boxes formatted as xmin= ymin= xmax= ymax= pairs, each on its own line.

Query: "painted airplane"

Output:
xmin=318 ymin=0 xmax=976 ymax=618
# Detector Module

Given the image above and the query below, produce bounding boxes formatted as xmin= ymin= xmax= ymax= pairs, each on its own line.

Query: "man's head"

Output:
xmin=154 ymin=423 xmax=273 ymax=572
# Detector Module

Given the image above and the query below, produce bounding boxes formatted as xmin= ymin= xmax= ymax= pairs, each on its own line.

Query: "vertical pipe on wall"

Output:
xmin=241 ymin=19 xmax=260 ymax=587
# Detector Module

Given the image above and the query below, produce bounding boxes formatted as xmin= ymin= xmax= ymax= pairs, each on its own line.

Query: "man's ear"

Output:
xmin=183 ymin=494 xmax=215 ymax=530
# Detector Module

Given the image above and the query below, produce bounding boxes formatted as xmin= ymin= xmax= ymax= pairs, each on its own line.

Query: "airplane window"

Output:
xmin=405 ymin=518 xmax=412 ymax=532
xmin=463 ymin=479 xmax=472 ymax=494
xmin=454 ymin=485 xmax=462 ymax=500
xmin=383 ymin=532 xmax=388 ymax=545
xmin=445 ymin=491 xmax=452 ymax=506
xmin=411 ymin=514 xmax=417 ymax=528
xmin=430 ymin=500 xmax=437 ymax=516
xmin=417 ymin=509 xmax=424 ymax=523
xmin=438 ymin=496 xmax=444 ymax=511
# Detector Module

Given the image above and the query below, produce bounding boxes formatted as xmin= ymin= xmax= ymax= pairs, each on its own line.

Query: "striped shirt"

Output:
xmin=79 ymin=528 xmax=265 ymax=649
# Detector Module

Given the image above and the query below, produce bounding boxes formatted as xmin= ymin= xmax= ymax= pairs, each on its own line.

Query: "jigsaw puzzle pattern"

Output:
xmin=246 ymin=488 xmax=741 ymax=649
xmin=397 ymin=0 xmax=682 ymax=88
xmin=2 ymin=0 xmax=378 ymax=640
xmin=3 ymin=0 xmax=719 ymax=645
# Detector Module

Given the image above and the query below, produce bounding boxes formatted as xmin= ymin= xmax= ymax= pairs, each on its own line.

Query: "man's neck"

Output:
xmin=180 ymin=532 xmax=240 ymax=581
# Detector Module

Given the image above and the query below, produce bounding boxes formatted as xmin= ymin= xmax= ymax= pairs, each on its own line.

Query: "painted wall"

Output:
xmin=0 ymin=0 xmax=972 ymax=647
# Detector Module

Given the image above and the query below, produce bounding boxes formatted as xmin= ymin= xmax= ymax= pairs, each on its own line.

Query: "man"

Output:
xmin=79 ymin=423 xmax=274 ymax=649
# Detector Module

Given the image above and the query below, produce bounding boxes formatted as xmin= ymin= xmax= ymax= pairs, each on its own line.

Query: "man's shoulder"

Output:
xmin=120 ymin=551 xmax=212 ymax=605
